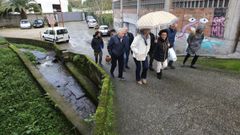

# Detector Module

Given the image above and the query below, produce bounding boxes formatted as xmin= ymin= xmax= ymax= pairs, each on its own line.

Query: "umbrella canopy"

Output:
xmin=137 ymin=11 xmax=178 ymax=29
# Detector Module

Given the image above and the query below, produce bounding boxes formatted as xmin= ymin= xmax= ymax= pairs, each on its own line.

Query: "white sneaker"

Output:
xmin=142 ymin=79 xmax=147 ymax=84
xmin=137 ymin=81 xmax=143 ymax=85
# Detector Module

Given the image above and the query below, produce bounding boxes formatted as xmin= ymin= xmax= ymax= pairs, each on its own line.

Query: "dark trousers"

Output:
xmin=94 ymin=51 xmax=102 ymax=64
xmin=133 ymin=57 xmax=149 ymax=81
xmin=183 ymin=53 xmax=199 ymax=66
xmin=124 ymin=50 xmax=130 ymax=67
xmin=110 ymin=54 xmax=124 ymax=78
xmin=149 ymin=55 xmax=154 ymax=68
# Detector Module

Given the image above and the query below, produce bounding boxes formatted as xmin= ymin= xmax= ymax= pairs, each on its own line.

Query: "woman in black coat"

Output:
xmin=153 ymin=29 xmax=169 ymax=79
xmin=91 ymin=31 xmax=104 ymax=65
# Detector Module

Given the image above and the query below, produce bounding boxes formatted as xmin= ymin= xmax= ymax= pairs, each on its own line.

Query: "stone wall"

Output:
xmin=0 ymin=13 xmax=54 ymax=27
xmin=0 ymin=12 xmax=84 ymax=28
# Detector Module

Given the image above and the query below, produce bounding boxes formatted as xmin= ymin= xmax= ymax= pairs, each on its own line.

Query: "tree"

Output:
xmin=82 ymin=0 xmax=112 ymax=25
xmin=69 ymin=0 xmax=82 ymax=9
xmin=1 ymin=0 xmax=41 ymax=19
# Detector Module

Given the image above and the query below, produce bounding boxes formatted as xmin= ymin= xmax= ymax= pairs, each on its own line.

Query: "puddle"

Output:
xmin=21 ymin=49 xmax=96 ymax=119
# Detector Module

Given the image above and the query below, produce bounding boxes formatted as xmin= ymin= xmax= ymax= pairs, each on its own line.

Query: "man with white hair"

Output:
xmin=107 ymin=28 xmax=127 ymax=80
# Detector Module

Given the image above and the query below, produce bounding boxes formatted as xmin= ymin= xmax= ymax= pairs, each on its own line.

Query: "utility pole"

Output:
xmin=120 ymin=0 xmax=123 ymax=27
xmin=59 ymin=0 xmax=64 ymax=27
xmin=137 ymin=0 xmax=140 ymax=20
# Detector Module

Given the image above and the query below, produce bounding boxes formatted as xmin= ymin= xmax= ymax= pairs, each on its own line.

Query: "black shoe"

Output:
xmin=157 ymin=70 xmax=162 ymax=79
xmin=125 ymin=66 xmax=130 ymax=69
xmin=110 ymin=72 xmax=115 ymax=78
xmin=190 ymin=65 xmax=197 ymax=69
xmin=149 ymin=67 xmax=154 ymax=71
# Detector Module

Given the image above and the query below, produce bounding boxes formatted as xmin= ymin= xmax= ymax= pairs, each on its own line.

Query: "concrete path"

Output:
xmin=1 ymin=22 xmax=240 ymax=135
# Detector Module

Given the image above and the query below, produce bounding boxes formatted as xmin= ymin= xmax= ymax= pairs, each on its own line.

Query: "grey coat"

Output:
xmin=186 ymin=33 xmax=204 ymax=55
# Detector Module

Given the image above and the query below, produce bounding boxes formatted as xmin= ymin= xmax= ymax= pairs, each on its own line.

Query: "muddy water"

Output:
xmin=21 ymin=49 xmax=96 ymax=119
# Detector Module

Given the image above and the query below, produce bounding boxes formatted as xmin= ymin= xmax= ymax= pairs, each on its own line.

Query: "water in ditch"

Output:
xmin=20 ymin=49 xmax=96 ymax=119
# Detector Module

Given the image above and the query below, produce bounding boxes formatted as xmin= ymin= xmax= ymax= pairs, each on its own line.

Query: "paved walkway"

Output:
xmin=1 ymin=22 xmax=240 ymax=135
xmin=106 ymin=59 xmax=240 ymax=135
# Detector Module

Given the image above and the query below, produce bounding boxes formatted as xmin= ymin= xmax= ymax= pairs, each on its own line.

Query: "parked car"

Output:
xmin=98 ymin=25 xmax=109 ymax=36
xmin=88 ymin=19 xmax=98 ymax=28
xmin=86 ymin=15 xmax=94 ymax=22
xmin=42 ymin=27 xmax=70 ymax=43
xmin=20 ymin=19 xmax=31 ymax=29
xmin=33 ymin=19 xmax=44 ymax=28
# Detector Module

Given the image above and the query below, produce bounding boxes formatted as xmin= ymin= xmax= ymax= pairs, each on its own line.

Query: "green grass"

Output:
xmin=13 ymin=43 xmax=47 ymax=53
xmin=0 ymin=37 xmax=8 ymax=45
xmin=178 ymin=57 xmax=240 ymax=73
xmin=0 ymin=47 xmax=79 ymax=135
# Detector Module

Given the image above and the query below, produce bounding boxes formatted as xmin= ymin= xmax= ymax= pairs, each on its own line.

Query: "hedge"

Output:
xmin=5 ymin=37 xmax=54 ymax=50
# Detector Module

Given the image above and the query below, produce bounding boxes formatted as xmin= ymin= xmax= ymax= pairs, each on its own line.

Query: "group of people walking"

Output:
xmin=91 ymin=24 xmax=205 ymax=84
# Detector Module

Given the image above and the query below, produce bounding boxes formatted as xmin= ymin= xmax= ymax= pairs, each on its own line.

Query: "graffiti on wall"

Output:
xmin=201 ymin=38 xmax=224 ymax=53
xmin=177 ymin=17 xmax=209 ymax=39
xmin=211 ymin=8 xmax=227 ymax=38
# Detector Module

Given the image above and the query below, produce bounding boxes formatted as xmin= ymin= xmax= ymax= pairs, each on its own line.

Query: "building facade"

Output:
xmin=35 ymin=0 xmax=69 ymax=13
xmin=112 ymin=0 xmax=240 ymax=55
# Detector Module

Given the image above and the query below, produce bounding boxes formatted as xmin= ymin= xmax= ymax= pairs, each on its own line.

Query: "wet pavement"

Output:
xmin=20 ymin=49 xmax=96 ymax=119
xmin=3 ymin=22 xmax=240 ymax=135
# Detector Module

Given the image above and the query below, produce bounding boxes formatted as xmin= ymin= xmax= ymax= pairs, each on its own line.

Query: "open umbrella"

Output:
xmin=137 ymin=11 xmax=178 ymax=29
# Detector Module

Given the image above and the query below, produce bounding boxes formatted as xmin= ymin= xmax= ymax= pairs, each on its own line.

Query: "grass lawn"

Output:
xmin=178 ymin=57 xmax=240 ymax=73
xmin=0 ymin=42 xmax=79 ymax=134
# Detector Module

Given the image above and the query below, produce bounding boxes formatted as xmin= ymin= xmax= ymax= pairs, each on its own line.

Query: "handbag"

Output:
xmin=168 ymin=48 xmax=177 ymax=62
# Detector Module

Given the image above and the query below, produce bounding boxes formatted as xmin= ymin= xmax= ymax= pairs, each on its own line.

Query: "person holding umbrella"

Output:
xmin=153 ymin=29 xmax=169 ymax=79
xmin=131 ymin=29 xmax=151 ymax=84
xmin=182 ymin=25 xmax=205 ymax=68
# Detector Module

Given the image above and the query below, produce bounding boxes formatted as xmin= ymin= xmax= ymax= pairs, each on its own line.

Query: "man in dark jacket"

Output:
xmin=91 ymin=31 xmax=104 ymax=65
xmin=167 ymin=24 xmax=177 ymax=69
xmin=123 ymin=27 xmax=134 ymax=69
xmin=148 ymin=32 xmax=156 ymax=71
xmin=107 ymin=28 xmax=127 ymax=80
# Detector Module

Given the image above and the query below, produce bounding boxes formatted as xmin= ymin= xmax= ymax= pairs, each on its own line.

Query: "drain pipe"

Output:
xmin=233 ymin=21 xmax=240 ymax=53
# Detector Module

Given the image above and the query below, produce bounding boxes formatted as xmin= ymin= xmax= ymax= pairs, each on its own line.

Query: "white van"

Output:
xmin=42 ymin=27 xmax=70 ymax=43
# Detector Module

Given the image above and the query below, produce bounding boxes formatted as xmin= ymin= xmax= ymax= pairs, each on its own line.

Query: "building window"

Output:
xmin=123 ymin=0 xmax=137 ymax=9
xmin=204 ymin=0 xmax=208 ymax=7
xmin=196 ymin=1 xmax=199 ymax=8
xmin=53 ymin=4 xmax=61 ymax=12
xmin=214 ymin=0 xmax=218 ymax=7
xmin=192 ymin=1 xmax=195 ymax=8
xmin=219 ymin=0 xmax=223 ymax=7
xmin=199 ymin=1 xmax=204 ymax=7
xmin=172 ymin=0 xmax=228 ymax=9
xmin=224 ymin=0 xmax=229 ymax=8
xmin=209 ymin=0 xmax=213 ymax=7
xmin=141 ymin=0 xmax=165 ymax=10
xmin=113 ymin=1 xmax=120 ymax=9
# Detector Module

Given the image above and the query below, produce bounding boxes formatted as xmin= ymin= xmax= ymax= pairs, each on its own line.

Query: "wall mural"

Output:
xmin=211 ymin=8 xmax=227 ymax=38
xmin=177 ymin=17 xmax=209 ymax=39
xmin=175 ymin=17 xmax=224 ymax=54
